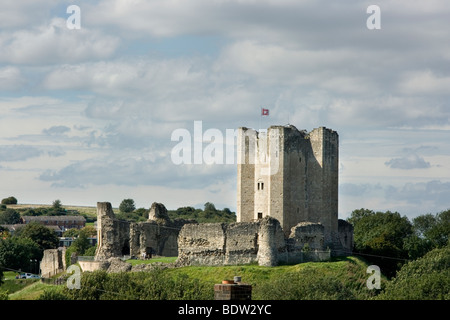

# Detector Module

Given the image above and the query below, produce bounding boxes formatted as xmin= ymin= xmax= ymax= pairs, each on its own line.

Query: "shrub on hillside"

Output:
xmin=56 ymin=268 xmax=213 ymax=300
xmin=377 ymin=246 xmax=450 ymax=300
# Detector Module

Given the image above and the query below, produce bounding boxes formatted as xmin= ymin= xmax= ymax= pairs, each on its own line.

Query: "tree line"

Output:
xmin=116 ymin=199 xmax=236 ymax=223
xmin=347 ymin=208 xmax=449 ymax=278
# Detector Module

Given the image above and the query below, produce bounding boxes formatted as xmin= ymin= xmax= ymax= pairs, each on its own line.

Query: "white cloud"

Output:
xmin=398 ymin=70 xmax=450 ymax=95
xmin=0 ymin=0 xmax=61 ymax=29
xmin=1 ymin=0 xmax=450 ymax=219
xmin=0 ymin=66 xmax=26 ymax=90
xmin=0 ymin=145 xmax=42 ymax=162
xmin=385 ymin=154 xmax=431 ymax=170
xmin=38 ymin=152 xmax=236 ymax=190
xmin=0 ymin=18 xmax=119 ymax=65
xmin=42 ymin=57 xmax=206 ymax=96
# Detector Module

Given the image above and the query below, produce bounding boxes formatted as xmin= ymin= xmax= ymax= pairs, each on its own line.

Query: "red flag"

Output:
xmin=261 ymin=108 xmax=269 ymax=116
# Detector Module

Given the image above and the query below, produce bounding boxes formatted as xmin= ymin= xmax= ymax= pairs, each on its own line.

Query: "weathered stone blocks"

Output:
xmin=95 ymin=201 xmax=187 ymax=261
xmin=176 ymin=216 xmax=332 ymax=267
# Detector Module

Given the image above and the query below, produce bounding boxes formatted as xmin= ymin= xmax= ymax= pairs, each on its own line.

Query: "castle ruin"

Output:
xmin=95 ymin=202 xmax=185 ymax=260
xmin=92 ymin=124 xmax=353 ymax=268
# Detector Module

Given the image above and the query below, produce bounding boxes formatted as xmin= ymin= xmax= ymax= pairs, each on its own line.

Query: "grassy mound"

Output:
xmin=14 ymin=255 xmax=384 ymax=300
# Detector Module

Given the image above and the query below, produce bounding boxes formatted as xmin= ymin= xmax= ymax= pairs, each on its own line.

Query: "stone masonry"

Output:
xmin=237 ymin=125 xmax=343 ymax=254
xmin=176 ymin=216 xmax=352 ymax=267
xmin=40 ymin=248 xmax=66 ymax=278
xmin=95 ymin=201 xmax=189 ymax=260
xmin=93 ymin=124 xmax=353 ymax=268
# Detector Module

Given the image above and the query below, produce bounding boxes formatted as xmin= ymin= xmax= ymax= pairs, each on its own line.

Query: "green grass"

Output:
xmin=156 ymin=256 xmax=383 ymax=300
xmin=2 ymin=256 xmax=382 ymax=300
xmin=3 ymin=271 xmax=20 ymax=280
xmin=165 ymin=256 xmax=360 ymax=284
xmin=1 ymin=272 xmax=41 ymax=296
xmin=126 ymin=256 xmax=178 ymax=265
xmin=1 ymin=279 xmax=40 ymax=296
xmin=7 ymin=281 xmax=58 ymax=300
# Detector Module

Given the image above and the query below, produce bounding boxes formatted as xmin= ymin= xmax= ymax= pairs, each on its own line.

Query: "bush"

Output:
xmin=61 ymin=268 xmax=213 ymax=300
xmin=62 ymin=270 xmax=109 ymax=300
xmin=1 ymin=197 xmax=17 ymax=205
xmin=38 ymin=288 xmax=69 ymax=300
xmin=0 ymin=208 xmax=21 ymax=224
xmin=256 ymin=268 xmax=357 ymax=300
xmin=0 ymin=290 xmax=9 ymax=300
xmin=377 ymin=246 xmax=450 ymax=299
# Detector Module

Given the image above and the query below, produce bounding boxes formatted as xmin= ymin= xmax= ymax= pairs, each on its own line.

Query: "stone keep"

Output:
xmin=237 ymin=125 xmax=339 ymax=249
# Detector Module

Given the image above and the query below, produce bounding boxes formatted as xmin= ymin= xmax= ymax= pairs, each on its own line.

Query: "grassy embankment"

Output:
xmin=3 ymin=255 xmax=384 ymax=300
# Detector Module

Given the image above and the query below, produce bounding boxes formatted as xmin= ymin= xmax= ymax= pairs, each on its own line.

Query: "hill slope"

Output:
xmin=8 ymin=256 xmax=384 ymax=300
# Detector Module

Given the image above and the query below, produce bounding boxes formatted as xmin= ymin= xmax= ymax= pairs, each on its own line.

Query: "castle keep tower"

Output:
xmin=237 ymin=125 xmax=339 ymax=248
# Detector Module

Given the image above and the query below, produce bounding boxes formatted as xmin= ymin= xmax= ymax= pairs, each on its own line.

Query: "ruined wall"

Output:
xmin=177 ymin=223 xmax=227 ymax=266
xmin=96 ymin=201 xmax=185 ymax=260
xmin=40 ymin=248 xmax=66 ymax=278
xmin=130 ymin=221 xmax=179 ymax=258
xmin=95 ymin=202 xmax=131 ymax=260
xmin=225 ymin=221 xmax=260 ymax=265
xmin=177 ymin=217 xmax=330 ymax=267
xmin=288 ymin=222 xmax=325 ymax=251
xmin=337 ymin=219 xmax=354 ymax=256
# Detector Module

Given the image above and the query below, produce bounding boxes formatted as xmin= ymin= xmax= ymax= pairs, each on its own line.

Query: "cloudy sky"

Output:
xmin=1 ymin=0 xmax=449 ymax=220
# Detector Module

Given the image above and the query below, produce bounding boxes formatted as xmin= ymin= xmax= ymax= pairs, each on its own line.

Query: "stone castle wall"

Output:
xmin=40 ymin=248 xmax=66 ymax=278
xmin=91 ymin=200 xmax=352 ymax=268
xmin=176 ymin=217 xmax=337 ymax=267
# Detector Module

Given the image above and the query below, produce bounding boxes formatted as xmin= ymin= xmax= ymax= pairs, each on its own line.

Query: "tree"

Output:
xmin=416 ymin=209 xmax=450 ymax=247
xmin=403 ymin=209 xmax=450 ymax=259
xmin=80 ymin=225 xmax=97 ymax=238
xmin=347 ymin=209 xmax=413 ymax=277
xmin=71 ymin=232 xmax=90 ymax=256
xmin=52 ymin=199 xmax=62 ymax=210
xmin=347 ymin=208 xmax=375 ymax=226
xmin=16 ymin=222 xmax=59 ymax=252
xmin=402 ymin=234 xmax=433 ymax=260
xmin=63 ymin=228 xmax=80 ymax=238
xmin=204 ymin=202 xmax=216 ymax=212
xmin=133 ymin=208 xmax=149 ymax=221
xmin=1 ymin=196 xmax=17 ymax=205
xmin=0 ymin=208 xmax=20 ymax=224
xmin=119 ymin=199 xmax=136 ymax=214
xmin=349 ymin=209 xmax=412 ymax=251
xmin=0 ymin=237 xmax=41 ymax=272
xmin=413 ymin=213 xmax=436 ymax=238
